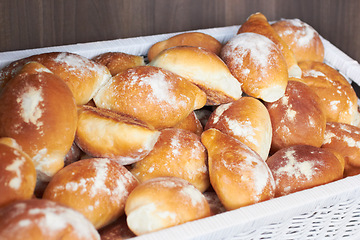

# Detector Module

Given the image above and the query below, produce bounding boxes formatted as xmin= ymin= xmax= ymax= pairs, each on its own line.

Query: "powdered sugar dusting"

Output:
xmin=180 ymin=184 xmax=204 ymax=206
xmin=53 ymin=52 xmax=104 ymax=76
xmin=224 ymin=32 xmax=277 ymax=69
xmin=280 ymin=19 xmax=316 ymax=47
xmin=127 ymin=68 xmax=178 ymax=105
xmin=16 ymin=86 xmax=44 ymax=130
xmin=90 ymin=159 xmax=110 ymax=197
xmin=169 ymin=133 xmax=181 ymax=157
xmin=323 ymin=131 xmax=336 ymax=144
xmin=303 ymin=69 xmax=326 ymax=78
xmin=224 ymin=117 xmax=258 ymax=145
xmin=5 ymin=156 xmax=26 ymax=190
xmin=24 ymin=202 xmax=99 ymax=239
xmin=276 ymin=149 xmax=315 ymax=180
xmin=221 ymin=146 xmax=272 ymax=200
xmin=56 ymin=159 xmax=132 ymax=208
xmin=285 ymin=108 xmax=297 ymax=121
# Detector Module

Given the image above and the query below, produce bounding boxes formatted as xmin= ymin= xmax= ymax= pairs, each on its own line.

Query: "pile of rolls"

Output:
xmin=0 ymin=12 xmax=359 ymax=239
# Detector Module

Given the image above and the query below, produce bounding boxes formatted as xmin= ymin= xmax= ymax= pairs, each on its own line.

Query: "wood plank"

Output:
xmin=0 ymin=0 xmax=359 ymax=62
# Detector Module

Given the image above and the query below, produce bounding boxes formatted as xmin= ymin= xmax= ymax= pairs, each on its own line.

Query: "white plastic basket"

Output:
xmin=1 ymin=25 xmax=360 ymax=240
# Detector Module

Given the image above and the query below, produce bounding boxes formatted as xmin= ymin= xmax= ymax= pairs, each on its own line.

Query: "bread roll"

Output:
xmin=149 ymin=46 xmax=242 ymax=105
xmin=201 ymin=128 xmax=275 ymax=211
xmin=147 ymin=31 xmax=223 ymax=62
xmin=205 ymin=97 xmax=272 ymax=160
xmin=322 ymin=122 xmax=360 ymax=177
xmin=130 ymin=128 xmax=209 ymax=192
xmin=265 ymin=80 xmax=326 ymax=153
xmin=298 ymin=61 xmax=358 ymax=125
xmin=0 ymin=52 xmax=111 ymax=105
xmin=92 ymin=52 xmax=145 ymax=76
xmin=75 ymin=105 xmax=160 ymax=165
xmin=125 ymin=176 xmax=210 ymax=236
xmin=0 ymin=199 xmax=100 ymax=240
xmin=43 ymin=158 xmax=138 ymax=229
xmin=0 ymin=64 xmax=78 ymax=182
xmin=0 ymin=137 xmax=36 ymax=208
xmin=174 ymin=111 xmax=203 ymax=136
xmin=93 ymin=65 xmax=206 ymax=129
xmin=272 ymin=18 xmax=324 ymax=62
xmin=238 ymin=12 xmax=301 ymax=78
xmin=221 ymin=32 xmax=288 ymax=102
xmin=42 ymin=158 xmax=139 ymax=229
xmin=267 ymin=145 xmax=343 ymax=197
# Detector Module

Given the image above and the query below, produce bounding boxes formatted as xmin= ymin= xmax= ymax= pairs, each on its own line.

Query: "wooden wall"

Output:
xmin=1 ymin=0 xmax=360 ymax=61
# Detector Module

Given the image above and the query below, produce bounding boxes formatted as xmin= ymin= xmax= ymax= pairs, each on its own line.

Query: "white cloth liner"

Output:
xmin=1 ymin=25 xmax=360 ymax=239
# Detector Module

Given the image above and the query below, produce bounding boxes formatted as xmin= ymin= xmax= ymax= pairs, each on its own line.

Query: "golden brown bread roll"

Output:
xmin=201 ymin=128 xmax=275 ymax=211
xmin=221 ymin=32 xmax=288 ymax=102
xmin=0 ymin=52 xmax=111 ymax=105
xmin=271 ymin=18 xmax=324 ymax=62
xmin=93 ymin=65 xmax=207 ymax=129
xmin=92 ymin=52 xmax=145 ymax=76
xmin=125 ymin=176 xmax=211 ymax=236
xmin=130 ymin=128 xmax=210 ymax=192
xmin=238 ymin=12 xmax=301 ymax=78
xmin=265 ymin=80 xmax=326 ymax=153
xmin=267 ymin=145 xmax=343 ymax=197
xmin=322 ymin=122 xmax=360 ymax=177
xmin=147 ymin=31 xmax=223 ymax=62
xmin=0 ymin=64 xmax=78 ymax=182
xmin=298 ymin=61 xmax=358 ymax=125
xmin=0 ymin=199 xmax=100 ymax=240
xmin=174 ymin=111 xmax=203 ymax=136
xmin=75 ymin=105 xmax=160 ymax=165
xmin=149 ymin=46 xmax=242 ymax=105
xmin=205 ymin=96 xmax=272 ymax=160
xmin=0 ymin=137 xmax=36 ymax=208
xmin=42 ymin=158 xmax=139 ymax=229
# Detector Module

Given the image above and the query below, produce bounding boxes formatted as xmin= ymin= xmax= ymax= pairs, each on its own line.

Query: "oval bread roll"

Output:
xmin=0 ymin=199 xmax=100 ymax=240
xmin=0 ymin=52 xmax=111 ymax=105
xmin=92 ymin=52 xmax=145 ymax=76
xmin=238 ymin=12 xmax=301 ymax=78
xmin=0 ymin=137 xmax=36 ymax=208
xmin=93 ymin=65 xmax=207 ymax=129
xmin=267 ymin=145 xmax=343 ymax=197
xmin=221 ymin=32 xmax=288 ymax=102
xmin=147 ymin=31 xmax=223 ymax=62
xmin=266 ymin=80 xmax=326 ymax=153
xmin=130 ymin=128 xmax=210 ymax=192
xmin=76 ymin=105 xmax=160 ymax=165
xmin=205 ymin=97 xmax=272 ymax=160
xmin=201 ymin=128 xmax=275 ymax=211
xmin=322 ymin=122 xmax=360 ymax=177
xmin=0 ymin=64 xmax=78 ymax=182
xmin=149 ymin=46 xmax=242 ymax=105
xmin=43 ymin=158 xmax=139 ymax=229
xmin=298 ymin=61 xmax=358 ymax=125
xmin=272 ymin=18 xmax=324 ymax=62
xmin=125 ymin=176 xmax=210 ymax=236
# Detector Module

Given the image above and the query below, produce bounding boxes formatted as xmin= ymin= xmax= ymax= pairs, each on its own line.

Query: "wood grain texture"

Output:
xmin=0 ymin=0 xmax=359 ymax=62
